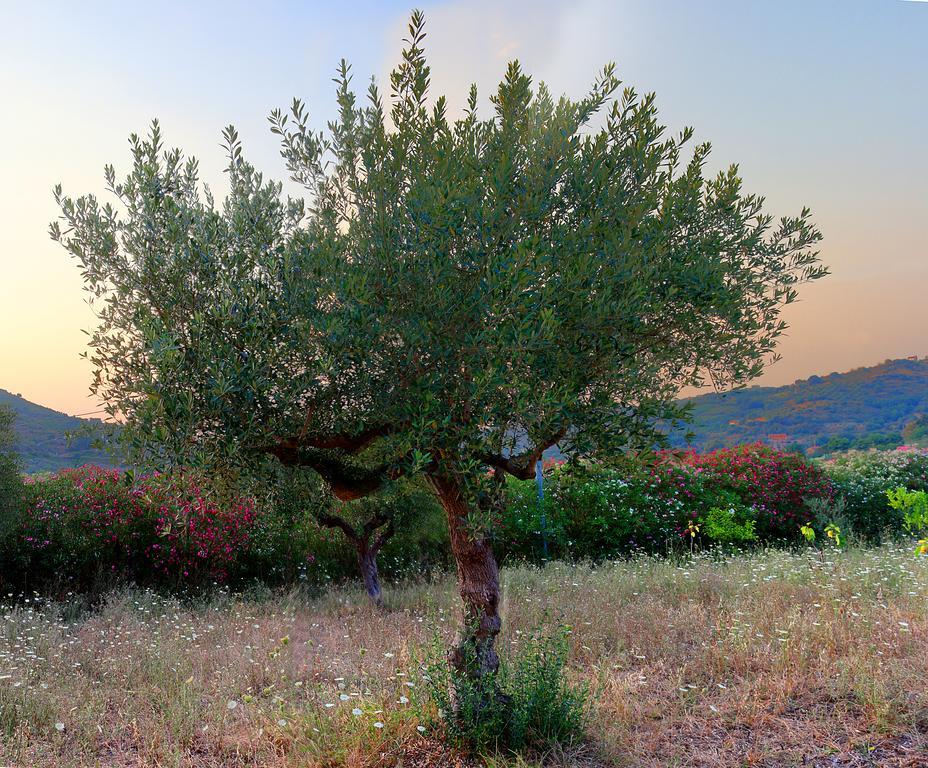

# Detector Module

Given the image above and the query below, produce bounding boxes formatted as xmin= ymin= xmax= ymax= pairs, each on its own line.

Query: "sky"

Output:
xmin=1 ymin=0 xmax=926 ymax=416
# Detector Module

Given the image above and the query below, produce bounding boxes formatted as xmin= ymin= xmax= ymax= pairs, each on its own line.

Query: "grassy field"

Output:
xmin=2 ymin=545 xmax=927 ymax=767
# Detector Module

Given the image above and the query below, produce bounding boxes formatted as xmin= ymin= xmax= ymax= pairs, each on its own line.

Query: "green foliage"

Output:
xmin=51 ymin=12 xmax=825 ymax=534
xmin=886 ymin=487 xmax=928 ymax=536
xmin=0 ymin=405 xmax=25 ymax=562
xmin=240 ymin=466 xmax=450 ymax=585
xmin=803 ymin=494 xmax=855 ymax=543
xmin=699 ymin=505 xmax=757 ymax=543
xmin=497 ymin=463 xmax=705 ymax=561
xmin=823 ymin=521 xmax=844 ymax=548
xmin=497 ymin=449 xmax=832 ymax=561
xmin=821 ymin=449 xmax=928 ymax=539
xmin=417 ymin=624 xmax=588 ymax=753
xmin=798 ymin=514 xmax=846 ymax=553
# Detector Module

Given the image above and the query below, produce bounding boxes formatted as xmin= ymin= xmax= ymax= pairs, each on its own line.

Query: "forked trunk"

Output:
xmin=429 ymin=473 xmax=503 ymax=682
xmin=316 ymin=509 xmax=392 ymax=608
xmin=357 ymin=542 xmax=383 ymax=607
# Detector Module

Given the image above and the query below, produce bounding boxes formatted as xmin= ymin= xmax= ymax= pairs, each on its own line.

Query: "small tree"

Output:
xmin=0 ymin=406 xmax=24 ymax=560
xmin=263 ymin=464 xmax=429 ymax=605
xmin=52 ymin=12 xmax=826 ymax=696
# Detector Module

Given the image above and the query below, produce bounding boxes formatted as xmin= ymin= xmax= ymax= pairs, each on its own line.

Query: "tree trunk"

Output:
xmin=357 ymin=542 xmax=383 ymax=607
xmin=316 ymin=509 xmax=392 ymax=608
xmin=428 ymin=473 xmax=503 ymax=683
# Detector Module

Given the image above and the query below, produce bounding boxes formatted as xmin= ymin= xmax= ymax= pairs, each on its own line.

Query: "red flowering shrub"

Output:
xmin=5 ymin=465 xmax=256 ymax=591
xmin=677 ymin=444 xmax=834 ymax=538
xmin=137 ymin=472 xmax=257 ymax=583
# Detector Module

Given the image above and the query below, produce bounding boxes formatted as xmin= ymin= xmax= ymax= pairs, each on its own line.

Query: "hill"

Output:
xmin=0 ymin=390 xmax=116 ymax=473
xmin=5 ymin=356 xmax=927 ymax=471
xmin=675 ymin=357 xmax=928 ymax=454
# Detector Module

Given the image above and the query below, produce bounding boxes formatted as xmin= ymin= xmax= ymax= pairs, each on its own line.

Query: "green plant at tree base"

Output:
xmin=416 ymin=623 xmax=588 ymax=753
xmin=799 ymin=519 xmax=845 ymax=563
xmin=800 ymin=523 xmax=816 ymax=544
xmin=51 ymin=10 xmax=825 ymax=713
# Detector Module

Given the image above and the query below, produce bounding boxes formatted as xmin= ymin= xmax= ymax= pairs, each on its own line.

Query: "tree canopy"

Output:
xmin=52 ymin=11 xmax=826 ymax=683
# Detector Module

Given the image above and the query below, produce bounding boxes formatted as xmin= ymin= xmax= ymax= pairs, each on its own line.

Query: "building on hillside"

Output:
xmin=767 ymin=433 xmax=788 ymax=450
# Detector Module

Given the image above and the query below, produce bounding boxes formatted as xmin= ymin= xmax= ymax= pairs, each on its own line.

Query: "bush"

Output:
xmin=0 ymin=406 xmax=24 ymax=567
xmin=497 ymin=446 xmax=834 ymax=561
xmin=3 ymin=464 xmax=450 ymax=595
xmin=886 ymin=487 xmax=928 ymax=536
xmin=820 ymin=448 xmax=928 ymax=539
xmin=3 ymin=466 xmax=257 ymax=592
xmin=699 ymin=505 xmax=757 ymax=544
xmin=497 ymin=462 xmax=702 ymax=562
xmin=417 ymin=624 xmax=588 ymax=753
xmin=679 ymin=444 xmax=834 ymax=539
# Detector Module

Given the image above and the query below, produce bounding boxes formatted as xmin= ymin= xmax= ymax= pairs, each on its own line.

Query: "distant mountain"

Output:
xmin=5 ymin=356 xmax=927 ymax=472
xmin=674 ymin=357 xmax=928 ymax=454
xmin=0 ymin=390 xmax=116 ymax=474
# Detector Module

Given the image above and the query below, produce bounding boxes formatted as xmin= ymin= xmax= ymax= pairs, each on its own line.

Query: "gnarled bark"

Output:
xmin=357 ymin=542 xmax=383 ymax=607
xmin=428 ymin=473 xmax=502 ymax=681
xmin=316 ymin=509 xmax=394 ymax=606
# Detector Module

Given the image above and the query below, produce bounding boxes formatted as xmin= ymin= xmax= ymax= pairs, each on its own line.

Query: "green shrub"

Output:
xmin=821 ymin=449 xmax=928 ymax=539
xmin=417 ymin=624 xmax=588 ymax=753
xmin=497 ymin=462 xmax=713 ymax=562
xmin=0 ymin=405 xmax=24 ymax=566
xmin=699 ymin=504 xmax=757 ymax=544
xmin=886 ymin=487 xmax=928 ymax=536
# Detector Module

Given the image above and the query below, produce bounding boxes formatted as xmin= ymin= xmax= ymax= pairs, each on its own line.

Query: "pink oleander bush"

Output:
xmin=677 ymin=444 xmax=835 ymax=539
xmin=4 ymin=465 xmax=257 ymax=591
xmin=1 ymin=464 xmax=450 ymax=594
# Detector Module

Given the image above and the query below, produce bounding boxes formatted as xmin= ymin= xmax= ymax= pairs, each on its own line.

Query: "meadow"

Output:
xmin=2 ymin=544 xmax=927 ymax=768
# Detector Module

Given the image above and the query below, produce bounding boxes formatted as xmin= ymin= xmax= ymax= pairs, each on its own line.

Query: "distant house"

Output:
xmin=767 ymin=433 xmax=788 ymax=449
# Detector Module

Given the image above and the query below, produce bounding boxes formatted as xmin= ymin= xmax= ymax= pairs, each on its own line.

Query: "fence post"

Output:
xmin=536 ymin=458 xmax=548 ymax=561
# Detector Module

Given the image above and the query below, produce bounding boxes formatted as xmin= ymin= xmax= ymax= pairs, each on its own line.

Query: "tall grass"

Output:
xmin=1 ymin=544 xmax=926 ymax=766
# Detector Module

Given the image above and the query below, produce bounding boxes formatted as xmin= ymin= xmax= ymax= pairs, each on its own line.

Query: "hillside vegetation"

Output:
xmin=5 ymin=357 xmax=928 ymax=473
xmin=676 ymin=357 xmax=928 ymax=454
xmin=0 ymin=390 xmax=114 ymax=473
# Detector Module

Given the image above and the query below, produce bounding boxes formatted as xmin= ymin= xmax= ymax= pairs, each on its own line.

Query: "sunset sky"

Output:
xmin=1 ymin=0 xmax=926 ymax=417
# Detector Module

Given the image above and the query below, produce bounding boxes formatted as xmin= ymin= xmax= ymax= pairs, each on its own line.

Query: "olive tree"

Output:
xmin=52 ymin=12 xmax=825 ymax=691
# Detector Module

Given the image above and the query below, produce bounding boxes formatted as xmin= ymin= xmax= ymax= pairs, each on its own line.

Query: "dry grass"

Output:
xmin=2 ymin=544 xmax=927 ymax=767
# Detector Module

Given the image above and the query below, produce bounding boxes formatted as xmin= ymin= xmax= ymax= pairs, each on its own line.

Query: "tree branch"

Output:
xmin=479 ymin=425 xmax=568 ymax=480
xmin=371 ymin=517 xmax=396 ymax=555
xmin=315 ymin=510 xmax=361 ymax=544
xmin=302 ymin=424 xmax=395 ymax=453
xmin=266 ymin=443 xmax=398 ymax=501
